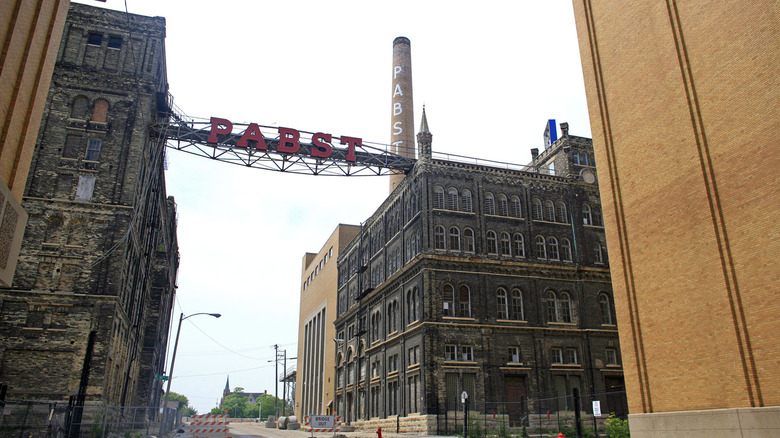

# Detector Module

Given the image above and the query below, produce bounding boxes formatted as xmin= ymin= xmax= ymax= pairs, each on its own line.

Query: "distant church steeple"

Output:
xmin=223 ymin=376 xmax=230 ymax=397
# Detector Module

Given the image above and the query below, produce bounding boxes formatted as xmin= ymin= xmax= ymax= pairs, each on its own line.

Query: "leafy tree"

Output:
xmin=167 ymin=391 xmax=197 ymax=417
xmin=605 ymin=414 xmax=630 ymax=438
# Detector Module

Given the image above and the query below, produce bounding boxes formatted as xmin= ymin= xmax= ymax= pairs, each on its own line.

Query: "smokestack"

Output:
xmin=389 ymin=36 xmax=415 ymax=193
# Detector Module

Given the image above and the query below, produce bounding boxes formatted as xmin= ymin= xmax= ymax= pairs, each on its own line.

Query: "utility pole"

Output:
xmin=282 ymin=350 xmax=287 ymax=416
xmin=273 ymin=344 xmax=279 ymax=420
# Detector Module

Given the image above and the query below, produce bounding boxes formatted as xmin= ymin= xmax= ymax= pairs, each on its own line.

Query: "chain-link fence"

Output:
xmin=437 ymin=389 xmax=628 ymax=437
xmin=0 ymin=400 xmax=179 ymax=438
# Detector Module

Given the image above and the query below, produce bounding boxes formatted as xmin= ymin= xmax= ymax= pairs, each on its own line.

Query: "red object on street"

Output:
xmin=377 ymin=427 xmax=383 ymax=438
xmin=558 ymin=434 xmax=565 ymax=438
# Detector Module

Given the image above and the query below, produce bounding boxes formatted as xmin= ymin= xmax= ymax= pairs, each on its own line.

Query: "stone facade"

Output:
xmin=333 ymin=119 xmax=626 ymax=432
xmin=0 ymin=2 xmax=178 ymax=415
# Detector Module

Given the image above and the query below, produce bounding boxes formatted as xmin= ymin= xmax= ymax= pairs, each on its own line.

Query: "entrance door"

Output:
xmin=604 ymin=376 xmax=628 ymax=418
xmin=504 ymin=376 xmax=527 ymax=426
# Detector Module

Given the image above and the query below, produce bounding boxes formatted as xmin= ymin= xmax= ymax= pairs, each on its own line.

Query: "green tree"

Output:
xmin=167 ymin=391 xmax=198 ymax=417
xmin=256 ymin=393 xmax=288 ymax=420
xmin=605 ymin=414 xmax=630 ymax=438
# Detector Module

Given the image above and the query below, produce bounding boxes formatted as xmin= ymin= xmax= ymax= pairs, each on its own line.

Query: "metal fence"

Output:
xmin=0 ymin=400 xmax=178 ymax=438
xmin=437 ymin=389 xmax=628 ymax=438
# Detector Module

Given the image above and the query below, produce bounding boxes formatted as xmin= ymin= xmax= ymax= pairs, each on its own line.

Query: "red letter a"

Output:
xmin=237 ymin=123 xmax=268 ymax=150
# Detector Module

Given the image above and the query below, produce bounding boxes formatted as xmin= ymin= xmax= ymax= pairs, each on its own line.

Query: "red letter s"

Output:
xmin=311 ymin=133 xmax=332 ymax=158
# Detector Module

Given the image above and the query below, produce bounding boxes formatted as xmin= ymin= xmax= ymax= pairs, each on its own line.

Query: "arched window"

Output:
xmin=544 ymin=200 xmax=556 ymax=222
xmin=463 ymin=228 xmax=475 ymax=253
xmin=500 ymin=232 xmax=512 ymax=256
xmin=532 ymin=198 xmax=543 ymax=220
xmin=556 ymin=202 xmax=568 ymax=223
xmin=583 ymin=204 xmax=593 ymax=225
xmin=92 ymin=98 xmax=109 ymax=122
xmin=486 ymin=230 xmax=498 ymax=254
xmin=458 ymin=285 xmax=471 ymax=317
xmin=594 ymin=243 xmax=604 ymax=263
xmin=496 ymin=288 xmax=508 ymax=319
xmin=548 ymin=237 xmax=559 ymax=260
xmin=434 ymin=225 xmax=445 ymax=250
xmin=485 ymin=192 xmax=496 ymax=215
xmin=511 ymin=289 xmax=524 ymax=320
xmin=461 ymin=189 xmax=473 ymax=213
xmin=71 ymin=96 xmax=89 ymax=119
xmin=447 ymin=187 xmax=459 ymax=211
xmin=510 ymin=195 xmax=523 ymax=218
xmin=599 ymin=293 xmax=613 ymax=325
xmin=535 ymin=235 xmax=546 ymax=259
xmin=443 ymin=284 xmax=455 ymax=317
xmin=593 ymin=207 xmax=603 ymax=226
xmin=545 ymin=291 xmax=558 ymax=322
xmin=448 ymin=227 xmax=460 ymax=251
xmin=433 ymin=186 xmax=445 ymax=209
xmin=513 ymin=233 xmax=525 ymax=258
xmin=561 ymin=238 xmax=573 ymax=262
xmin=559 ymin=292 xmax=573 ymax=323
xmin=497 ymin=194 xmax=509 ymax=216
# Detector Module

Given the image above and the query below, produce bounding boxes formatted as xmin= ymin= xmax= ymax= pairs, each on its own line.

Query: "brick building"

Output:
xmin=571 ymin=1 xmax=779 ymax=436
xmin=332 ymin=115 xmax=626 ymax=432
xmin=0 ymin=2 xmax=178 ymax=416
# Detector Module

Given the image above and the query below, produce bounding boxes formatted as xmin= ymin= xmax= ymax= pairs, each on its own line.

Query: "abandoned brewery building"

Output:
xmin=333 ymin=118 xmax=626 ymax=431
xmin=0 ymin=2 xmax=178 ymax=416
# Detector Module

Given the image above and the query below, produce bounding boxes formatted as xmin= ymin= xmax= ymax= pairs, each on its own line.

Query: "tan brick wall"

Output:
xmin=572 ymin=0 xmax=779 ymax=418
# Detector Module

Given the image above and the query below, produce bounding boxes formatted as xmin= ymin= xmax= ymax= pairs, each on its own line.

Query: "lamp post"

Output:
xmin=160 ymin=312 xmax=221 ymax=435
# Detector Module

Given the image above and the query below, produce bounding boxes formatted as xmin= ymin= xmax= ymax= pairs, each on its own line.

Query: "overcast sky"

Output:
xmin=74 ymin=0 xmax=592 ymax=413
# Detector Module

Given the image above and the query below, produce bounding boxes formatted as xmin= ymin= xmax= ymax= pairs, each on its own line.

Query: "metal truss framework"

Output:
xmin=150 ymin=118 xmax=417 ymax=177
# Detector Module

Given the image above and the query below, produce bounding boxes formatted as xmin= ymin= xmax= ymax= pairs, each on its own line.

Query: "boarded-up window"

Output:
xmin=33 ymin=262 xmax=55 ymax=288
xmin=75 ymin=175 xmax=96 ymax=202
xmin=58 ymin=264 xmax=79 ymax=290
xmin=63 ymin=135 xmax=82 ymax=159
xmin=71 ymin=97 xmax=89 ymax=119
xmin=55 ymin=174 xmax=74 ymax=199
xmin=92 ymin=99 xmax=109 ymax=122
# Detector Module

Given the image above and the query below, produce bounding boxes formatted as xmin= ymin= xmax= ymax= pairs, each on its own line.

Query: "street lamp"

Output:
xmin=161 ymin=312 xmax=221 ymax=434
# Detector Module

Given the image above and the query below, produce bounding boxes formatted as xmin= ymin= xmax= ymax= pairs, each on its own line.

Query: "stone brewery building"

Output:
xmin=332 ymin=115 xmax=626 ymax=431
xmin=0 ymin=1 xmax=178 ymax=417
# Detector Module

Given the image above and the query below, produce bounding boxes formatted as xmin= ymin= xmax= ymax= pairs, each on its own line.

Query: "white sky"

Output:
xmin=75 ymin=0 xmax=592 ymax=413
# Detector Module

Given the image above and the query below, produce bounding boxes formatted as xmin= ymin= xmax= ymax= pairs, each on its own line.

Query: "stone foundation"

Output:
xmin=628 ymin=406 xmax=780 ymax=438
xmin=350 ymin=414 xmax=437 ymax=435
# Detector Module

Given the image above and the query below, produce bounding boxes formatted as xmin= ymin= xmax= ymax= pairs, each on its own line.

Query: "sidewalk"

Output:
xmin=228 ymin=422 xmax=449 ymax=438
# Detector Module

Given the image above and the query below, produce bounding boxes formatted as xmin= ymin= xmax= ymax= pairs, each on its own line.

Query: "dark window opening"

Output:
xmin=108 ymin=36 xmax=122 ymax=49
xmin=87 ymin=33 xmax=103 ymax=46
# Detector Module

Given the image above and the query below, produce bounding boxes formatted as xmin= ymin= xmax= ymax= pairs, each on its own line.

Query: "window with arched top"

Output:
xmin=510 ymin=195 xmax=523 ymax=218
xmin=559 ymin=292 xmax=573 ymax=323
xmin=545 ymin=291 xmax=558 ymax=322
xmin=463 ymin=228 xmax=475 ymax=253
xmin=487 ymin=230 xmax=498 ymax=254
xmin=548 ymin=236 xmax=559 ymax=260
xmin=443 ymin=284 xmax=455 ymax=317
xmin=583 ymin=204 xmax=593 ymax=225
xmin=448 ymin=227 xmax=460 ymax=251
xmin=434 ymin=225 xmax=445 ymax=250
xmin=513 ymin=233 xmax=525 ymax=258
xmin=497 ymin=194 xmax=509 ymax=216
xmin=496 ymin=288 xmax=508 ymax=319
xmin=485 ymin=192 xmax=496 ymax=215
xmin=544 ymin=200 xmax=556 ymax=222
xmin=556 ymin=202 xmax=568 ymax=223
xmin=511 ymin=289 xmax=524 ymax=320
xmin=561 ymin=238 xmax=573 ymax=262
xmin=500 ymin=232 xmax=511 ymax=256
xmin=447 ymin=187 xmax=459 ymax=211
xmin=92 ymin=99 xmax=109 ymax=122
xmin=535 ymin=235 xmax=546 ymax=259
xmin=71 ymin=96 xmax=89 ymax=119
xmin=433 ymin=186 xmax=445 ymax=209
xmin=458 ymin=285 xmax=471 ymax=317
xmin=532 ymin=198 xmax=543 ymax=220
xmin=594 ymin=242 xmax=604 ymax=263
xmin=461 ymin=189 xmax=473 ymax=213
xmin=599 ymin=293 xmax=613 ymax=325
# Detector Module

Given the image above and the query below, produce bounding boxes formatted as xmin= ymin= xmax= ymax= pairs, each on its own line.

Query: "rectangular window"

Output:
xmin=566 ymin=348 xmax=578 ymax=364
xmin=408 ymin=345 xmax=420 ymax=365
xmin=63 ymin=135 xmax=82 ymax=159
xmin=551 ymin=347 xmax=564 ymax=364
xmin=445 ymin=344 xmax=457 ymax=361
xmin=108 ymin=36 xmax=122 ymax=49
xmin=85 ymin=139 xmax=102 ymax=161
xmin=461 ymin=346 xmax=473 ymax=361
xmin=508 ymin=347 xmax=520 ymax=363
xmin=87 ymin=32 xmax=102 ymax=46
xmin=75 ymin=175 xmax=96 ymax=202
xmin=388 ymin=354 xmax=398 ymax=373
xmin=606 ymin=349 xmax=618 ymax=365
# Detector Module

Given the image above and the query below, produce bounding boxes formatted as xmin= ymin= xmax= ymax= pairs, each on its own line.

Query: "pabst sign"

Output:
xmin=207 ymin=117 xmax=362 ymax=162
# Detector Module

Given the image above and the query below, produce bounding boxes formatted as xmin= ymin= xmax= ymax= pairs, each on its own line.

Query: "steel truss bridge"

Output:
xmin=151 ymin=115 xmax=417 ymax=177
